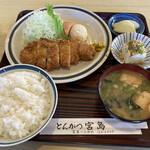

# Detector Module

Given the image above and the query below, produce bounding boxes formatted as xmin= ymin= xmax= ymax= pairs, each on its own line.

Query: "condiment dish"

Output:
xmin=111 ymin=32 xmax=150 ymax=69
xmin=108 ymin=13 xmax=145 ymax=36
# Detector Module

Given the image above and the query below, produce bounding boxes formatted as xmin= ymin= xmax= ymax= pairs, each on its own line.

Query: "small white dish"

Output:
xmin=111 ymin=32 xmax=150 ymax=69
xmin=5 ymin=5 xmax=112 ymax=84
xmin=0 ymin=64 xmax=58 ymax=147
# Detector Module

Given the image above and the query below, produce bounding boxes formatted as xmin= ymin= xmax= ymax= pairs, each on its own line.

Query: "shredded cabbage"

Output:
xmin=23 ymin=5 xmax=68 ymax=44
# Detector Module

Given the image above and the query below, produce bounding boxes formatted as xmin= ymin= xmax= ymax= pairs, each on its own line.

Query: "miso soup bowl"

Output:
xmin=98 ymin=64 xmax=150 ymax=123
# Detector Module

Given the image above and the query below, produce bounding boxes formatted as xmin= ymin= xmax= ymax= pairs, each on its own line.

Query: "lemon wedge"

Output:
xmin=112 ymin=22 xmax=136 ymax=33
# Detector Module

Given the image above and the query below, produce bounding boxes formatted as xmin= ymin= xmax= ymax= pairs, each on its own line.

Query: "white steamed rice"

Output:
xmin=0 ymin=71 xmax=50 ymax=139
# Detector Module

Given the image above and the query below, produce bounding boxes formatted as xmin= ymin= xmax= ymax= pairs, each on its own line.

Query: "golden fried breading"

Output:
xmin=37 ymin=39 xmax=48 ymax=59
xmin=20 ymin=37 xmax=97 ymax=72
xmin=38 ymin=38 xmax=49 ymax=48
xmin=47 ymin=40 xmax=58 ymax=48
xmin=36 ymin=39 xmax=49 ymax=69
xmin=36 ymin=57 xmax=47 ymax=69
xmin=78 ymin=42 xmax=96 ymax=60
xmin=39 ymin=38 xmax=58 ymax=48
xmin=47 ymin=45 xmax=60 ymax=71
xmin=59 ymin=40 xmax=71 ymax=68
xmin=20 ymin=41 xmax=38 ymax=65
xmin=70 ymin=37 xmax=79 ymax=64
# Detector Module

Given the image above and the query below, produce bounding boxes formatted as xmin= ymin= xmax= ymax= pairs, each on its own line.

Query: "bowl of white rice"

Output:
xmin=0 ymin=64 xmax=58 ymax=147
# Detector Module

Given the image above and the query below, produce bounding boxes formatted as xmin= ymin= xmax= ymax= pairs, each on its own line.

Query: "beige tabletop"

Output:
xmin=0 ymin=0 xmax=150 ymax=149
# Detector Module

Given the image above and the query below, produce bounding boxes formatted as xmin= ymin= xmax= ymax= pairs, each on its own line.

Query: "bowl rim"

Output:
xmin=98 ymin=63 xmax=150 ymax=123
xmin=0 ymin=64 xmax=58 ymax=147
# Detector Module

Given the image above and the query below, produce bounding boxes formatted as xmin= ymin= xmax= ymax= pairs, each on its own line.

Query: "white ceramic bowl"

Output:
xmin=0 ymin=64 xmax=58 ymax=147
xmin=111 ymin=32 xmax=150 ymax=69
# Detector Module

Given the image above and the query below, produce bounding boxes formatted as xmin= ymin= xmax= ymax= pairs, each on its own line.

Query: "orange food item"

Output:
xmin=63 ymin=22 xmax=74 ymax=36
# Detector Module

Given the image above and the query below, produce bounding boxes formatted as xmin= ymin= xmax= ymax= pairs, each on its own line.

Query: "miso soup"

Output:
xmin=100 ymin=70 xmax=150 ymax=121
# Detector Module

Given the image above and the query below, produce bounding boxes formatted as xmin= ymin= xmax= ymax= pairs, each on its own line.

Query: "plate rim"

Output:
xmin=5 ymin=5 xmax=112 ymax=84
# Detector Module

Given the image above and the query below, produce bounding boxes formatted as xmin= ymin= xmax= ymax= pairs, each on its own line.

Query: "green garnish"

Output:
xmin=129 ymin=39 xmax=134 ymax=45
xmin=127 ymin=95 xmax=140 ymax=110
xmin=45 ymin=4 xmax=69 ymax=40
xmin=127 ymin=39 xmax=145 ymax=54
xmin=128 ymin=44 xmax=132 ymax=50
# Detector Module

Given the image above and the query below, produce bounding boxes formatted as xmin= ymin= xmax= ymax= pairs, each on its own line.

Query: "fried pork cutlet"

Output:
xmin=47 ymin=44 xmax=60 ymax=71
xmin=39 ymin=38 xmax=58 ymax=48
xmin=78 ymin=42 xmax=96 ymax=60
xmin=59 ymin=40 xmax=71 ymax=68
xmin=20 ymin=37 xmax=97 ymax=72
xmin=36 ymin=58 xmax=47 ymax=69
xmin=70 ymin=38 xmax=79 ymax=64
xmin=38 ymin=38 xmax=49 ymax=47
xmin=36 ymin=39 xmax=48 ymax=69
xmin=41 ymin=39 xmax=60 ymax=71
xmin=20 ymin=41 xmax=38 ymax=65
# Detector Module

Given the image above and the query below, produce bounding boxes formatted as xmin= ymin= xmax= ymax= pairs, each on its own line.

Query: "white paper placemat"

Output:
xmin=40 ymin=118 xmax=148 ymax=135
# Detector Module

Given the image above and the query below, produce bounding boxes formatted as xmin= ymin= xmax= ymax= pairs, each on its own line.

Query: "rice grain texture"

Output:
xmin=0 ymin=71 xmax=50 ymax=139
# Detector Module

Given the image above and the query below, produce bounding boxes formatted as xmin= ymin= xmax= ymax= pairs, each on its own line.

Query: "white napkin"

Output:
xmin=40 ymin=118 xmax=148 ymax=135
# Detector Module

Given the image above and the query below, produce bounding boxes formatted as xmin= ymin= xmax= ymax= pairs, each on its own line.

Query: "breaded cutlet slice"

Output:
xmin=59 ymin=40 xmax=71 ymax=68
xmin=38 ymin=39 xmax=48 ymax=58
xmin=20 ymin=41 xmax=38 ymax=65
xmin=37 ymin=39 xmax=47 ymax=69
xmin=47 ymin=40 xmax=58 ymax=48
xmin=38 ymin=38 xmax=49 ymax=48
xmin=36 ymin=58 xmax=47 ymax=69
xmin=70 ymin=37 xmax=79 ymax=64
xmin=47 ymin=45 xmax=60 ymax=71
xmin=39 ymin=38 xmax=58 ymax=48
xmin=78 ymin=42 xmax=96 ymax=60
xmin=37 ymin=38 xmax=59 ymax=70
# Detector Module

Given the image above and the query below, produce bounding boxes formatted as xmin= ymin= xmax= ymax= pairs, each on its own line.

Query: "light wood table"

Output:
xmin=0 ymin=0 xmax=150 ymax=149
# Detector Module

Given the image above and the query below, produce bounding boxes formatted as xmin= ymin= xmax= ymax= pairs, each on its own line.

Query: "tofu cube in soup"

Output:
xmin=134 ymin=91 xmax=150 ymax=111
xmin=120 ymin=71 xmax=143 ymax=87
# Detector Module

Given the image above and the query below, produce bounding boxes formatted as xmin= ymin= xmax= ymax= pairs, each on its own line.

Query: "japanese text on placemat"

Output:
xmin=56 ymin=121 xmax=114 ymax=134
